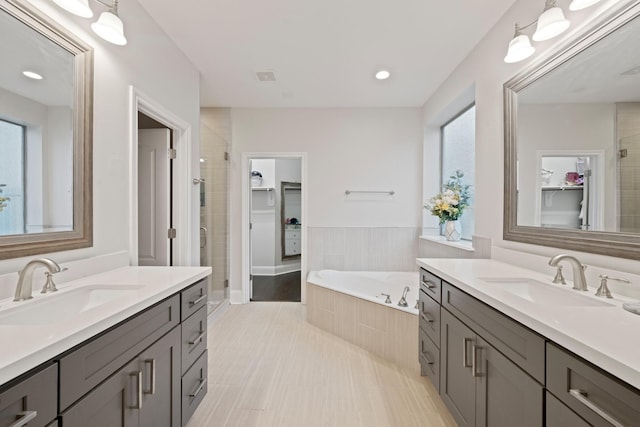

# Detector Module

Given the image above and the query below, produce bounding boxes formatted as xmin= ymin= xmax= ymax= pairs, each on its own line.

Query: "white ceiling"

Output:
xmin=137 ymin=0 xmax=518 ymax=108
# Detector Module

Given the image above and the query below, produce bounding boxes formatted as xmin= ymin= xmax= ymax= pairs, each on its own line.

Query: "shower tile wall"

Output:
xmin=200 ymin=108 xmax=231 ymax=307
xmin=617 ymin=103 xmax=640 ymax=232
xmin=307 ymin=227 xmax=421 ymax=272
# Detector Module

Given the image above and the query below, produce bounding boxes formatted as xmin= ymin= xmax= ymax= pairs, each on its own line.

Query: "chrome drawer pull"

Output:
xmin=144 ymin=359 xmax=156 ymax=395
xmin=421 ymin=313 xmax=434 ymax=323
xmin=189 ymin=330 xmax=206 ymax=346
xmin=471 ymin=345 xmax=482 ymax=377
xmin=569 ymin=389 xmax=624 ymax=427
xmin=421 ymin=280 xmax=436 ymax=289
xmin=422 ymin=352 xmax=435 ymax=365
xmin=130 ymin=371 xmax=143 ymax=409
xmin=8 ymin=411 xmax=37 ymax=427
xmin=462 ymin=338 xmax=473 ymax=368
xmin=189 ymin=378 xmax=208 ymax=399
xmin=189 ymin=293 xmax=206 ymax=307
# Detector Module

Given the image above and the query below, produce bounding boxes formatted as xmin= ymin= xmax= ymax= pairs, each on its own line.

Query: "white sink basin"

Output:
xmin=478 ymin=277 xmax=615 ymax=308
xmin=0 ymin=285 xmax=144 ymax=325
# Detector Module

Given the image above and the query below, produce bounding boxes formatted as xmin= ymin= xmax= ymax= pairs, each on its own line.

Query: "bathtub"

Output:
xmin=306 ymin=270 xmax=419 ymax=314
xmin=306 ymin=270 xmax=420 ymax=375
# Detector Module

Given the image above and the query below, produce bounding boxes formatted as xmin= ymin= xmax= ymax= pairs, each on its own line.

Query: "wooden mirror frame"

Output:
xmin=0 ymin=0 xmax=93 ymax=259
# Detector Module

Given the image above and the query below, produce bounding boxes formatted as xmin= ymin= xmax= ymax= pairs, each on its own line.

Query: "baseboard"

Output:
xmin=252 ymin=264 xmax=301 ymax=276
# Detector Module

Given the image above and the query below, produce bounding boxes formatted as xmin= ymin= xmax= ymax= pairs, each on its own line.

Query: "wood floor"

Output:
xmin=187 ymin=302 xmax=457 ymax=427
xmin=251 ymin=272 xmax=301 ymax=302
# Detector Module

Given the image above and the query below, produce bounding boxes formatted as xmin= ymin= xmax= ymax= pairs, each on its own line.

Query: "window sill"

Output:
xmin=419 ymin=235 xmax=475 ymax=252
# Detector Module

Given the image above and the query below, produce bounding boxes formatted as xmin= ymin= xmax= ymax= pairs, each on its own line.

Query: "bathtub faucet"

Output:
xmin=398 ymin=286 xmax=410 ymax=307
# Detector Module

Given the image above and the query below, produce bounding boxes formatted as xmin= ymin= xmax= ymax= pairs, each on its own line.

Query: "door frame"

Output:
xmin=129 ymin=86 xmax=194 ymax=266
xmin=241 ymin=152 xmax=307 ymax=304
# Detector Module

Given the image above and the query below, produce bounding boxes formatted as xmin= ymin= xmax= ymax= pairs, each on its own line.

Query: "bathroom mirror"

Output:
xmin=281 ymin=182 xmax=301 ymax=259
xmin=0 ymin=0 xmax=93 ymax=259
xmin=504 ymin=2 xmax=640 ymax=259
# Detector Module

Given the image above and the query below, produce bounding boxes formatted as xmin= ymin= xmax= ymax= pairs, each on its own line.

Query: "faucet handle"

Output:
xmin=595 ymin=275 xmax=630 ymax=298
xmin=378 ymin=293 xmax=392 ymax=304
xmin=41 ymin=272 xmax=59 ymax=294
xmin=552 ymin=265 xmax=566 ymax=285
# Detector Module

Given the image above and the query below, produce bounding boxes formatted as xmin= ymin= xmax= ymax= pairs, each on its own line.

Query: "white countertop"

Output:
xmin=0 ymin=266 xmax=211 ymax=386
xmin=416 ymin=258 xmax=640 ymax=390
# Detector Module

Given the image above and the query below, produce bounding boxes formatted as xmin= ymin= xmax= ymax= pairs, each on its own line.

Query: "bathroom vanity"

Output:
xmin=417 ymin=258 xmax=640 ymax=427
xmin=0 ymin=266 xmax=210 ymax=427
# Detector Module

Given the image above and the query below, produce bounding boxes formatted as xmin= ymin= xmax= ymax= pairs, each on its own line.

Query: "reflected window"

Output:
xmin=441 ymin=105 xmax=475 ymax=240
xmin=0 ymin=119 xmax=25 ymax=235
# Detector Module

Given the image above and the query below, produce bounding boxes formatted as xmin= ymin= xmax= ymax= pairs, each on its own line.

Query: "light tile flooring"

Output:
xmin=187 ymin=302 xmax=457 ymax=427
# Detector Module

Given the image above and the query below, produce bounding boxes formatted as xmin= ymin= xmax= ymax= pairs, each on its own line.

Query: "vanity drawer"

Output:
xmin=547 ymin=343 xmax=640 ymax=426
xmin=442 ymin=282 xmax=545 ymax=383
xmin=0 ymin=364 xmax=57 ymax=427
xmin=182 ymin=305 xmax=207 ymax=374
xmin=420 ymin=268 xmax=442 ymax=303
xmin=181 ymin=278 xmax=207 ymax=321
xmin=418 ymin=289 xmax=440 ymax=346
xmin=419 ymin=327 xmax=440 ymax=392
xmin=546 ymin=391 xmax=590 ymax=427
xmin=59 ymin=295 xmax=180 ymax=410
xmin=182 ymin=349 xmax=208 ymax=426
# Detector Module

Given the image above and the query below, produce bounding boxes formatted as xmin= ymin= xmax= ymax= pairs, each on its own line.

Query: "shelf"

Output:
xmin=252 ymin=187 xmax=275 ymax=191
xmin=541 ymin=186 xmax=583 ymax=191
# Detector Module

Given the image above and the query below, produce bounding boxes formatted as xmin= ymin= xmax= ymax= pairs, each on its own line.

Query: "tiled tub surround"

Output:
xmin=417 ymin=258 xmax=640 ymax=390
xmin=0 ymin=266 xmax=211 ymax=385
xmin=306 ymin=270 xmax=420 ymax=375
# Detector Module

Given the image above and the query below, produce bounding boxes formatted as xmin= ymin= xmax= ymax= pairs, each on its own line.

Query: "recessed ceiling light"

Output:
xmin=375 ymin=70 xmax=391 ymax=80
xmin=256 ymin=71 xmax=276 ymax=82
xmin=23 ymin=71 xmax=43 ymax=80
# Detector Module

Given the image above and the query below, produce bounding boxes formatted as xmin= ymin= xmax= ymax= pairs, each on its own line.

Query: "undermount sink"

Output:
xmin=478 ymin=277 xmax=615 ymax=308
xmin=0 ymin=285 xmax=144 ymax=326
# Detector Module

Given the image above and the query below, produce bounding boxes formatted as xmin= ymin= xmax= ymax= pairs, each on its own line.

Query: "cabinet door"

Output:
xmin=475 ymin=336 xmax=543 ymax=427
xmin=62 ymin=360 xmax=140 ymax=427
xmin=440 ymin=309 xmax=476 ymax=427
xmin=0 ymin=364 xmax=57 ymax=427
xmin=139 ymin=327 xmax=181 ymax=427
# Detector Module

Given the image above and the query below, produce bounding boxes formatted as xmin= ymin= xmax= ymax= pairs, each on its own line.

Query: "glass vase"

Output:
xmin=445 ymin=220 xmax=461 ymax=241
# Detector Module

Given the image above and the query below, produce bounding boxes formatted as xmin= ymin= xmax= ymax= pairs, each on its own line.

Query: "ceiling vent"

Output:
xmin=256 ymin=71 xmax=276 ymax=82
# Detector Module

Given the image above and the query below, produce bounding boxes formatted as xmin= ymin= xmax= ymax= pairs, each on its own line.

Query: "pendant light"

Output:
xmin=532 ymin=1 xmax=570 ymax=41
xmin=52 ymin=0 xmax=93 ymax=18
xmin=569 ymin=0 xmax=602 ymax=11
xmin=51 ymin=0 xmax=127 ymax=46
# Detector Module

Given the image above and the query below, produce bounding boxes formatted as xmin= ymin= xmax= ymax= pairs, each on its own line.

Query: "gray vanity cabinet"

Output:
xmin=0 ymin=363 xmax=57 ymax=427
xmin=546 ymin=392 xmax=590 ymax=427
xmin=440 ymin=309 xmax=543 ymax=427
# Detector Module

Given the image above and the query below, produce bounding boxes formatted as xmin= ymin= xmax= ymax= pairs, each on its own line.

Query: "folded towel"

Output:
xmin=623 ymin=302 xmax=640 ymax=315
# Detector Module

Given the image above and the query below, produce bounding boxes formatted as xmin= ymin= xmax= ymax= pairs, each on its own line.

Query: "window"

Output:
xmin=0 ymin=119 xmax=25 ymax=235
xmin=441 ymin=105 xmax=475 ymax=240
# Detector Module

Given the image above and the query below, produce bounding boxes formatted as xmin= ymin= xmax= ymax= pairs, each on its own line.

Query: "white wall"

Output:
xmin=422 ymin=0 xmax=640 ymax=274
xmin=231 ymin=108 xmax=423 ymax=294
xmin=0 ymin=0 xmax=201 ymax=278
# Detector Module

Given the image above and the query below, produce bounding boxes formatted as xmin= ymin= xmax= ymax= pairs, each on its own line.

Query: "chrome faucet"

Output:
xmin=398 ymin=286 xmax=410 ymax=307
xmin=14 ymin=258 xmax=63 ymax=301
xmin=548 ymin=254 xmax=588 ymax=291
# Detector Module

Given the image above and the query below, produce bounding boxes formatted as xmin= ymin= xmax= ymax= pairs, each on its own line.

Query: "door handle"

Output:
xmin=471 ymin=345 xmax=482 ymax=377
xmin=569 ymin=389 xmax=624 ymax=427
xmin=200 ymin=226 xmax=208 ymax=249
xmin=144 ymin=359 xmax=156 ymax=395
xmin=130 ymin=371 xmax=143 ymax=409
xmin=462 ymin=337 xmax=473 ymax=368
xmin=189 ymin=378 xmax=208 ymax=400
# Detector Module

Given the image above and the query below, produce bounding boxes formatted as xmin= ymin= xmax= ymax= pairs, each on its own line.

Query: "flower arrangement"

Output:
xmin=0 ymin=185 xmax=9 ymax=213
xmin=425 ymin=170 xmax=471 ymax=224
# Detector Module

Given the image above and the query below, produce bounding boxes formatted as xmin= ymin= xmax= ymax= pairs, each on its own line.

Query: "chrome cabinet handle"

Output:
xmin=8 ymin=411 xmax=38 ymax=427
xmin=471 ymin=345 xmax=481 ymax=377
xmin=189 ymin=293 xmax=206 ymax=307
xmin=130 ymin=371 xmax=143 ymax=409
xmin=421 ymin=313 xmax=434 ymax=323
xmin=189 ymin=378 xmax=208 ymax=399
xmin=200 ymin=227 xmax=207 ymax=249
xmin=569 ymin=389 xmax=624 ymax=427
xmin=462 ymin=338 xmax=473 ymax=368
xmin=421 ymin=280 xmax=436 ymax=289
xmin=189 ymin=330 xmax=206 ymax=346
xmin=144 ymin=359 xmax=156 ymax=395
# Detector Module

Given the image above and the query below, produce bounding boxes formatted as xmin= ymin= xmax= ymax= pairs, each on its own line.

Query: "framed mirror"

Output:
xmin=281 ymin=182 xmax=301 ymax=259
xmin=504 ymin=2 xmax=640 ymax=259
xmin=0 ymin=0 xmax=93 ymax=260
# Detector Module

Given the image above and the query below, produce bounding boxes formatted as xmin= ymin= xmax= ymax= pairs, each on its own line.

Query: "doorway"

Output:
xmin=248 ymin=156 xmax=303 ymax=302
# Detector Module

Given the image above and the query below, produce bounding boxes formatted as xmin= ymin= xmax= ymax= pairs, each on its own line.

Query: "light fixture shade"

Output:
xmin=532 ymin=6 xmax=570 ymax=41
xmin=569 ymin=0 xmax=602 ymax=11
xmin=52 ymin=0 xmax=93 ymax=18
xmin=375 ymin=70 xmax=390 ymax=80
xmin=504 ymin=34 xmax=536 ymax=63
xmin=91 ymin=11 xmax=127 ymax=45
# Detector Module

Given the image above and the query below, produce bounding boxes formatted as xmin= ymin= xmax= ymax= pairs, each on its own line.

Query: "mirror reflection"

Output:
xmin=0 ymin=6 xmax=75 ymax=236
xmin=516 ymin=12 xmax=640 ymax=233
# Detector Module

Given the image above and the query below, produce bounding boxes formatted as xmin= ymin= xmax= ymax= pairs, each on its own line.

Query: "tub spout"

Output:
xmin=398 ymin=286 xmax=410 ymax=307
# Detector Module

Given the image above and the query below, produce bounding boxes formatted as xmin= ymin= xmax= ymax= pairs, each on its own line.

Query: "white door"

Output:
xmin=138 ymin=129 xmax=171 ymax=266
